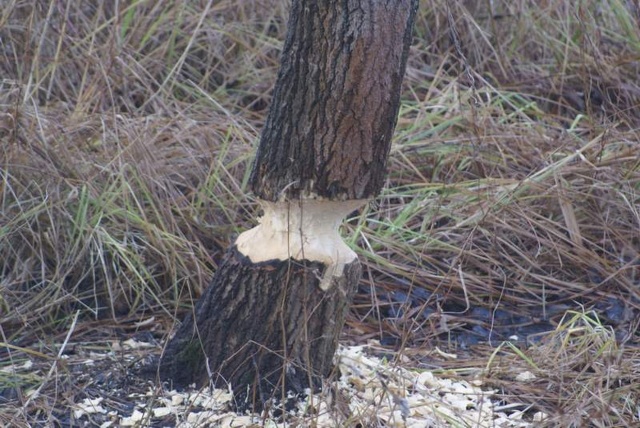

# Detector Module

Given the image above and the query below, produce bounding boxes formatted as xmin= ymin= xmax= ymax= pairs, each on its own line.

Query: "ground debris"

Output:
xmin=1 ymin=338 xmax=537 ymax=427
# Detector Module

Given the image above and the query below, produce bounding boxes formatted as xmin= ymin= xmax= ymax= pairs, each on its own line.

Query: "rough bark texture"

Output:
xmin=158 ymin=0 xmax=417 ymax=411
xmin=249 ymin=0 xmax=418 ymax=201
xmin=158 ymin=246 xmax=361 ymax=408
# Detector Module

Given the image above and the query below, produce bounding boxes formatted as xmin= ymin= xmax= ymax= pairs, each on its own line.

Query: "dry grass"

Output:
xmin=1 ymin=0 xmax=639 ymax=426
xmin=484 ymin=310 xmax=639 ymax=427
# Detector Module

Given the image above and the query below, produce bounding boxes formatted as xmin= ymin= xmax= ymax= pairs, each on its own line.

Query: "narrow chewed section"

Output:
xmin=236 ymin=198 xmax=366 ymax=290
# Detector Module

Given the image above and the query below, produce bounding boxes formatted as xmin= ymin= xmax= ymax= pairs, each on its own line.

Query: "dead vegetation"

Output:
xmin=1 ymin=0 xmax=638 ymax=426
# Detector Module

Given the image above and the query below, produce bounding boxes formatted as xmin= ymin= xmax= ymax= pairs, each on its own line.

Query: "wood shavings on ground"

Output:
xmin=314 ymin=345 xmax=533 ymax=427
xmin=63 ymin=341 xmax=536 ymax=427
xmin=0 ymin=339 xmax=544 ymax=428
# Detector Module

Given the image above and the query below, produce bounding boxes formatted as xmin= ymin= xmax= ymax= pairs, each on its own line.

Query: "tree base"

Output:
xmin=157 ymin=245 xmax=360 ymax=411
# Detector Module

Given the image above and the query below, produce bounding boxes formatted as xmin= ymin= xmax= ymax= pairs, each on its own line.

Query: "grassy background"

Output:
xmin=1 ymin=0 xmax=639 ymax=426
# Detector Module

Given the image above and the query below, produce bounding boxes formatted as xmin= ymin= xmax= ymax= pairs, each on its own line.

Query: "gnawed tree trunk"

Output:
xmin=158 ymin=0 xmax=417 ymax=410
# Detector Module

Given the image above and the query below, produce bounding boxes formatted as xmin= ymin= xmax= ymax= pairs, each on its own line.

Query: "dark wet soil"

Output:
xmin=354 ymin=283 xmax=639 ymax=351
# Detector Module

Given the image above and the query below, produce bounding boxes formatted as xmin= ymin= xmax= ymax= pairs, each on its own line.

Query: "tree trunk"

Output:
xmin=158 ymin=0 xmax=417 ymax=411
xmin=158 ymin=246 xmax=361 ymax=406
xmin=250 ymin=0 xmax=416 ymax=201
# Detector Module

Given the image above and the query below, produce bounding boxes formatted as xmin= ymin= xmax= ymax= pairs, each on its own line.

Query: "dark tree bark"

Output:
xmin=250 ymin=0 xmax=416 ymax=201
xmin=158 ymin=0 xmax=417 ymax=411
xmin=159 ymin=247 xmax=361 ymax=404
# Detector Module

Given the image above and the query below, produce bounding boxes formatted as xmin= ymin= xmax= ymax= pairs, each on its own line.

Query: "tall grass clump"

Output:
xmin=0 ymin=0 xmax=287 ymax=339
xmin=349 ymin=0 xmax=639 ymax=348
